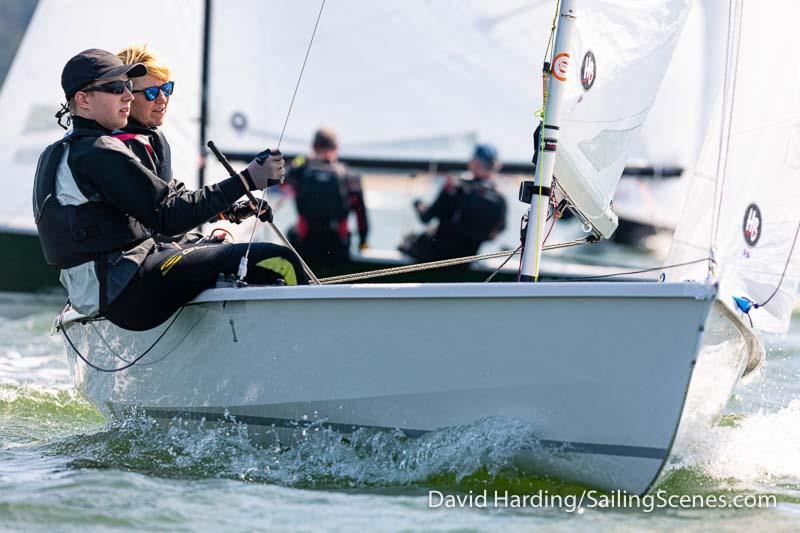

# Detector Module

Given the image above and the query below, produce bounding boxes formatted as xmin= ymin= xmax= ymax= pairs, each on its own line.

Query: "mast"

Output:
xmin=519 ymin=0 xmax=577 ymax=282
xmin=198 ymin=0 xmax=212 ymax=188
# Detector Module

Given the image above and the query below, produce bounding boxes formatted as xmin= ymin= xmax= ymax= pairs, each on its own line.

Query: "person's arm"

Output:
xmin=347 ymin=173 xmax=369 ymax=247
xmin=417 ymin=177 xmax=458 ymax=224
xmin=78 ymin=137 xmax=247 ymax=236
xmin=490 ymin=197 xmax=507 ymax=238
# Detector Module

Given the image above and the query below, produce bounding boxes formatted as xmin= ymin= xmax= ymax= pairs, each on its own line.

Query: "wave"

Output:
xmin=2 ymin=382 xmax=798 ymax=499
xmin=0 ymin=384 xmax=104 ymax=444
xmin=663 ymin=400 xmax=800 ymax=493
xmin=45 ymin=412 xmax=588 ymax=494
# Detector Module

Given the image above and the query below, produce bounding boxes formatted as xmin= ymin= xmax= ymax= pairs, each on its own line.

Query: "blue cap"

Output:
xmin=473 ymin=144 xmax=498 ymax=167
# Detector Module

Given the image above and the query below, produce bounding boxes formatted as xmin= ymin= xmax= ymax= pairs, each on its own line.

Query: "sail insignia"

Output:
xmin=742 ymin=203 xmax=761 ymax=247
xmin=580 ymin=50 xmax=596 ymax=91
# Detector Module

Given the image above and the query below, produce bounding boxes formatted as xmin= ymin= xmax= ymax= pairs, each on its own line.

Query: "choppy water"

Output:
xmin=1 ymin=308 xmax=800 ymax=531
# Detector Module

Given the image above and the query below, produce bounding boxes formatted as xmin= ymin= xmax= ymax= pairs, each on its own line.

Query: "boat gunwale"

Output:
xmin=188 ymin=280 xmax=717 ymax=303
xmin=55 ymin=281 xmax=717 ymax=327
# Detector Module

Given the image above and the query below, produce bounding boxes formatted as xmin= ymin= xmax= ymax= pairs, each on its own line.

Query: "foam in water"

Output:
xmin=667 ymin=399 xmax=800 ymax=488
xmin=0 ymin=312 xmax=70 ymax=387
xmin=48 ymin=411 xmax=584 ymax=493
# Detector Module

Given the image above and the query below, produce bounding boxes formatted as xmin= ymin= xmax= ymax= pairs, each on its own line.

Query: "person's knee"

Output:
xmin=251 ymin=245 xmax=309 ymax=285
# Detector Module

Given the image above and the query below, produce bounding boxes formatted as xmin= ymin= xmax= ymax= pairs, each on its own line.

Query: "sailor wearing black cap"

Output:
xmin=400 ymin=143 xmax=507 ymax=264
xmin=33 ymin=49 xmax=307 ymax=331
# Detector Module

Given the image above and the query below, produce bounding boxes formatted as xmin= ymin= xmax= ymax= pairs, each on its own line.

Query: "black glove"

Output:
xmin=218 ymin=200 xmax=273 ymax=224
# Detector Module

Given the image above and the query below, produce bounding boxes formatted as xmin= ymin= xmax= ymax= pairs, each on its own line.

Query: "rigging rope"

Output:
xmin=708 ymin=0 xmax=744 ymax=276
xmin=745 ymin=218 xmax=800 ymax=310
xmin=241 ymin=0 xmax=326 ymax=280
xmin=556 ymin=257 xmax=713 ymax=282
xmin=318 ymin=237 xmax=595 ymax=285
xmin=485 ymin=244 xmax=523 ymax=283
xmin=59 ymin=307 xmax=184 ymax=373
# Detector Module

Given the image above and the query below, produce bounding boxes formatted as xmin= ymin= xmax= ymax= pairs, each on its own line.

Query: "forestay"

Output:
xmin=664 ymin=0 xmax=800 ymax=333
xmin=550 ymin=0 xmax=692 ymax=238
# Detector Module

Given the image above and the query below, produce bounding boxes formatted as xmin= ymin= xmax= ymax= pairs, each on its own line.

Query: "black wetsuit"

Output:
xmin=285 ymin=156 xmax=369 ymax=265
xmin=45 ymin=116 xmax=307 ymax=331
xmin=402 ymin=176 xmax=507 ymax=263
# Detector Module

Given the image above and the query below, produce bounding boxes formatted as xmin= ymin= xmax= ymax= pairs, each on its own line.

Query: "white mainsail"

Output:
xmin=0 ymin=0 xmax=203 ymax=234
xmin=664 ymin=0 xmax=800 ymax=333
xmin=550 ymin=0 xmax=692 ymax=238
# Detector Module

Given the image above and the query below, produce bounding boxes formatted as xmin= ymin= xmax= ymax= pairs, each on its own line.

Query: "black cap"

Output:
xmin=61 ymin=48 xmax=147 ymax=100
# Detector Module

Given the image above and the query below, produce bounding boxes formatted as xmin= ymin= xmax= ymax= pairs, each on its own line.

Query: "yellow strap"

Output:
xmin=254 ymin=257 xmax=298 ymax=286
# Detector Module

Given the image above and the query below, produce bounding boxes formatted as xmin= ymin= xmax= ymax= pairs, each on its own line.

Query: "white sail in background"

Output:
xmin=209 ymin=0 xmax=554 ymax=163
xmin=664 ymin=0 xmax=800 ymax=333
xmin=551 ymin=0 xmax=692 ymax=238
xmin=0 ymin=0 xmax=203 ymax=234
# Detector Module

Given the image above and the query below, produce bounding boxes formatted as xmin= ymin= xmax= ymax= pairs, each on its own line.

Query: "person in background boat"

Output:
xmin=399 ymin=143 xmax=507 ymax=263
xmin=284 ymin=128 xmax=369 ymax=265
xmin=33 ymin=48 xmax=308 ymax=332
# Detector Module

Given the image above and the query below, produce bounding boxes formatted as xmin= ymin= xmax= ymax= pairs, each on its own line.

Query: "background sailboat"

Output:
xmin=0 ymin=0 xmax=725 ymax=297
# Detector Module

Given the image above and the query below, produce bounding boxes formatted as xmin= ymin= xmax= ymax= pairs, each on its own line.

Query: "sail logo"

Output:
xmin=580 ymin=51 xmax=596 ymax=91
xmin=552 ymin=53 xmax=570 ymax=81
xmin=743 ymin=203 xmax=762 ymax=247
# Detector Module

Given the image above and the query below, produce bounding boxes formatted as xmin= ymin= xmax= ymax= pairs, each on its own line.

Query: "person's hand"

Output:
xmin=241 ymin=149 xmax=285 ymax=190
xmin=253 ymin=202 xmax=273 ymax=223
xmin=224 ymin=200 xmax=273 ymax=224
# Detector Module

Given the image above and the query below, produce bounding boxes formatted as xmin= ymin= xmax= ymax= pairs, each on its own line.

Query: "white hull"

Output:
xmin=58 ymin=282 xmax=760 ymax=494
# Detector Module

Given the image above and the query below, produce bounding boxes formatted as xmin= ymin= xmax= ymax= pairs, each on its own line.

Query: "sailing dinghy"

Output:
xmin=53 ymin=0 xmax=799 ymax=494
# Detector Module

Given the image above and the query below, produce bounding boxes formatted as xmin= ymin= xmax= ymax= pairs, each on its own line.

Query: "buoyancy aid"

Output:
xmin=33 ymin=129 xmax=152 ymax=269
xmin=442 ymin=178 xmax=506 ymax=242
xmin=294 ymin=159 xmax=351 ymax=224
xmin=117 ymin=120 xmax=173 ymax=181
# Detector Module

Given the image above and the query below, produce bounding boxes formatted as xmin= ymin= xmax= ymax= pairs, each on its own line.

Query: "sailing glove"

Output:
xmin=241 ymin=149 xmax=285 ymax=190
xmin=228 ymin=200 xmax=273 ymax=224
xmin=211 ymin=200 xmax=273 ymax=224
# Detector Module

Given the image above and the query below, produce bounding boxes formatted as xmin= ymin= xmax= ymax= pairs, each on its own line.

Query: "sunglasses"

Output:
xmin=133 ymin=81 xmax=175 ymax=101
xmin=81 ymin=79 xmax=134 ymax=95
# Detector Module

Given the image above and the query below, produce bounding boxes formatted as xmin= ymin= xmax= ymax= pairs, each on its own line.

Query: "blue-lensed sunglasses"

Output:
xmin=133 ymin=81 xmax=175 ymax=101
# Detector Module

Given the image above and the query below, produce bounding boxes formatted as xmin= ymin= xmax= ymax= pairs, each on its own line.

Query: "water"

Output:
xmin=1 ymin=309 xmax=799 ymax=531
